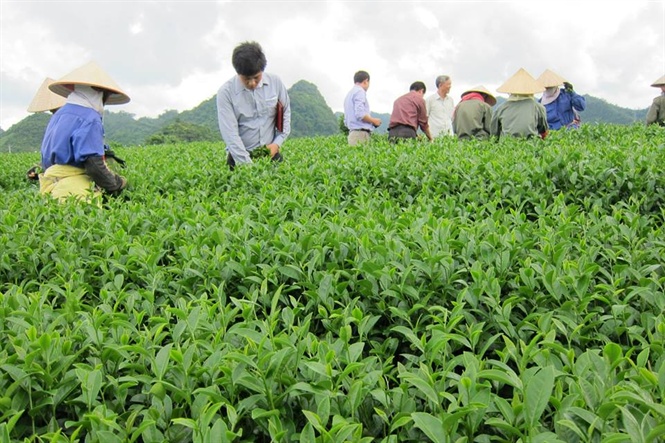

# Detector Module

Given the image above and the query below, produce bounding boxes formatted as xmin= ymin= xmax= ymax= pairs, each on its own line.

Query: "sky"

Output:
xmin=1 ymin=0 xmax=664 ymax=131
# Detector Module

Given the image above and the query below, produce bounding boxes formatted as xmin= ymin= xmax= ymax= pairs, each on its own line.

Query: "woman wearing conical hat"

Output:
xmin=452 ymin=85 xmax=496 ymax=140
xmin=490 ymin=68 xmax=548 ymax=140
xmin=537 ymin=69 xmax=586 ymax=130
xmin=39 ymin=61 xmax=129 ymax=202
xmin=27 ymin=77 xmax=67 ymax=114
xmin=646 ymin=74 xmax=665 ymax=126
xmin=25 ymin=78 xmax=68 ymax=181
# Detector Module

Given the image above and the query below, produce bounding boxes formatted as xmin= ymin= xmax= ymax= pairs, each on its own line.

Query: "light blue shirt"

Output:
xmin=216 ymin=73 xmax=291 ymax=164
xmin=344 ymin=84 xmax=374 ymax=131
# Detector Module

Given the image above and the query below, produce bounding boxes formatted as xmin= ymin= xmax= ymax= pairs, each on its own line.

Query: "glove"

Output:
xmin=563 ymin=82 xmax=574 ymax=93
xmin=26 ymin=165 xmax=41 ymax=181
xmin=104 ymin=145 xmax=127 ymax=168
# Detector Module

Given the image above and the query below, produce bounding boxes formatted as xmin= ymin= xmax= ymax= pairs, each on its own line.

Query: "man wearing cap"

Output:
xmin=217 ymin=41 xmax=291 ymax=169
xmin=646 ymin=75 xmax=665 ymax=127
xmin=491 ymin=68 xmax=548 ymax=140
xmin=39 ymin=61 xmax=128 ymax=201
xmin=343 ymin=70 xmax=381 ymax=146
xmin=452 ymin=86 xmax=496 ymax=140
xmin=537 ymin=69 xmax=586 ymax=130
xmin=388 ymin=81 xmax=433 ymax=143
xmin=426 ymin=75 xmax=455 ymax=137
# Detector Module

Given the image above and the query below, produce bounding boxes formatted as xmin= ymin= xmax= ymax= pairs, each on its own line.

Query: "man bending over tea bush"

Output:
xmin=216 ymin=41 xmax=291 ymax=169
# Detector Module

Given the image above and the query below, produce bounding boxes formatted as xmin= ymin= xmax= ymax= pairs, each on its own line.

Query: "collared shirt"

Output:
xmin=216 ymin=72 xmax=291 ymax=165
xmin=41 ymin=103 xmax=105 ymax=170
xmin=389 ymin=91 xmax=429 ymax=133
xmin=426 ymin=93 xmax=455 ymax=137
xmin=344 ymin=84 xmax=374 ymax=131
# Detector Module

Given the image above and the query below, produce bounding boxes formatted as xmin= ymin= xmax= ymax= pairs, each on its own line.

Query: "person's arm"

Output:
xmin=483 ymin=106 xmax=493 ymax=135
xmin=490 ymin=111 xmax=501 ymax=140
xmin=418 ymin=100 xmax=433 ymax=141
xmin=84 ymin=156 xmax=126 ymax=193
xmin=268 ymin=80 xmax=291 ymax=156
xmin=353 ymin=91 xmax=381 ymax=127
xmin=570 ymin=92 xmax=586 ymax=112
xmin=217 ymin=87 xmax=252 ymax=165
xmin=537 ymin=104 xmax=549 ymax=139
xmin=646 ymin=98 xmax=660 ymax=126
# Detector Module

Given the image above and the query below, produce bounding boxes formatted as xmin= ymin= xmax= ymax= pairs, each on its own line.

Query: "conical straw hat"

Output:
xmin=460 ymin=85 xmax=497 ymax=106
xmin=27 ymin=77 xmax=67 ymax=113
xmin=496 ymin=68 xmax=544 ymax=95
xmin=651 ymin=75 xmax=665 ymax=87
xmin=49 ymin=61 xmax=130 ymax=105
xmin=537 ymin=69 xmax=567 ymax=88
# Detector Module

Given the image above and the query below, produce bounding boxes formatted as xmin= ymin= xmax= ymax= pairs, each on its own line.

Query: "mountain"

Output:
xmin=580 ymin=95 xmax=648 ymax=124
xmin=287 ymin=80 xmax=338 ymax=138
xmin=0 ymin=84 xmax=652 ymax=153
xmin=0 ymin=113 xmax=52 ymax=153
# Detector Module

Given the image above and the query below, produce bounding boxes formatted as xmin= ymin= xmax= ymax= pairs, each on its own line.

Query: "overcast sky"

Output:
xmin=1 ymin=0 xmax=664 ymax=131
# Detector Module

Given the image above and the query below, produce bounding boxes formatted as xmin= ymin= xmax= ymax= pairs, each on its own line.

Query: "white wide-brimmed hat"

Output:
xmin=49 ymin=61 xmax=130 ymax=105
xmin=497 ymin=68 xmax=544 ymax=95
xmin=27 ymin=77 xmax=67 ymax=113
xmin=461 ymin=85 xmax=497 ymax=106
xmin=537 ymin=69 xmax=567 ymax=88
xmin=651 ymin=75 xmax=665 ymax=87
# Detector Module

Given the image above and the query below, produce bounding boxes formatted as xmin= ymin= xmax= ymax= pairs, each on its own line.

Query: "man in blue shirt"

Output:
xmin=343 ymin=71 xmax=381 ymax=146
xmin=217 ymin=41 xmax=291 ymax=169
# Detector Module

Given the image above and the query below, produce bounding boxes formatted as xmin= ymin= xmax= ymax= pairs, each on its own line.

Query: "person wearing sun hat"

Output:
xmin=27 ymin=77 xmax=67 ymax=114
xmin=452 ymin=85 xmax=496 ymax=140
xmin=537 ymin=69 xmax=586 ymax=130
xmin=39 ymin=61 xmax=129 ymax=202
xmin=25 ymin=78 xmax=68 ymax=181
xmin=646 ymin=74 xmax=665 ymax=126
xmin=490 ymin=68 xmax=548 ymax=140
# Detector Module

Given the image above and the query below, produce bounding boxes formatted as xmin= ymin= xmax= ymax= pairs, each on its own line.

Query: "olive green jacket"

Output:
xmin=452 ymin=99 xmax=493 ymax=140
xmin=491 ymin=98 xmax=548 ymax=139
xmin=646 ymin=95 xmax=665 ymax=126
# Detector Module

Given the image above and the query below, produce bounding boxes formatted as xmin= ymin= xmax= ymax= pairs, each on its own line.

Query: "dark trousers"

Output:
xmin=388 ymin=124 xmax=417 ymax=143
xmin=227 ymin=152 xmax=283 ymax=171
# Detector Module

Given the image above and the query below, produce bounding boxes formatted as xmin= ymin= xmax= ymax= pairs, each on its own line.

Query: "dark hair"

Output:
xmin=410 ymin=81 xmax=426 ymax=93
xmin=353 ymin=70 xmax=370 ymax=84
xmin=232 ymin=41 xmax=267 ymax=76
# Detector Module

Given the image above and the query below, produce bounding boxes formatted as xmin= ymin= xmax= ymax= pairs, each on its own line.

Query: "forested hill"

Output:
xmin=0 ymin=82 xmax=651 ymax=153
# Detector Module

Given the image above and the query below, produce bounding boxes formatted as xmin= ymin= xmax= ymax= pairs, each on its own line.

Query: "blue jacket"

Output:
xmin=41 ymin=103 xmax=105 ymax=169
xmin=540 ymin=90 xmax=586 ymax=130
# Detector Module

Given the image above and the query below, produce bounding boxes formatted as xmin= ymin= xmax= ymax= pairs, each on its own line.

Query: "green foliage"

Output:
xmin=338 ymin=114 xmax=349 ymax=135
xmin=1 ymin=124 xmax=664 ymax=442
xmin=104 ymin=110 xmax=181 ymax=146
xmin=0 ymin=113 xmax=52 ymax=153
xmin=145 ymin=119 xmax=218 ymax=145
xmin=582 ymin=95 xmax=648 ymax=125
xmin=288 ymin=80 xmax=338 ymax=138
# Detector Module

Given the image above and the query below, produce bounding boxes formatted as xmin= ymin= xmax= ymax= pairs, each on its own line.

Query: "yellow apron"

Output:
xmin=39 ymin=165 xmax=101 ymax=202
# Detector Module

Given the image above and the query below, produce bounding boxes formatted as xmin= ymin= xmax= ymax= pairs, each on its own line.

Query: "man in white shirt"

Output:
xmin=426 ymin=75 xmax=454 ymax=137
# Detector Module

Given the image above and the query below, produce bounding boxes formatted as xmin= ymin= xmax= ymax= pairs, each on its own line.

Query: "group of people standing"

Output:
xmin=344 ymin=67 xmax=595 ymax=145
xmin=26 ymin=39 xmax=665 ymax=203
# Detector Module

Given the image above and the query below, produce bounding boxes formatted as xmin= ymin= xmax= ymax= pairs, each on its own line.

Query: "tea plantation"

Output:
xmin=1 ymin=124 xmax=664 ymax=442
